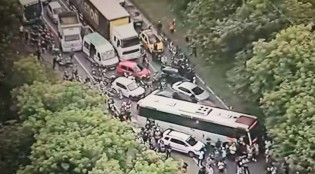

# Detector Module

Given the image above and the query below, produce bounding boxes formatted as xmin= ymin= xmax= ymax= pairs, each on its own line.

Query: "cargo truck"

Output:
xmin=68 ymin=0 xmax=141 ymax=60
xmin=57 ymin=11 xmax=83 ymax=52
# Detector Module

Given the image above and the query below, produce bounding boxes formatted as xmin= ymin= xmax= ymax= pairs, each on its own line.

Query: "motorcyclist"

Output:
xmin=63 ymin=71 xmax=69 ymax=80
xmin=72 ymin=65 xmax=78 ymax=77
xmin=154 ymin=127 xmax=162 ymax=142
xmin=217 ymin=159 xmax=226 ymax=173
xmin=160 ymin=55 xmax=168 ymax=67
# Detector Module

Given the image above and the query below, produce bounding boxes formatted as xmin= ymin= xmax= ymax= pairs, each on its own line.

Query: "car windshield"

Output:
xmin=192 ymin=86 xmax=204 ymax=95
xmin=101 ymin=50 xmax=115 ymax=60
xmin=127 ymin=82 xmax=138 ymax=91
xmin=134 ymin=64 xmax=144 ymax=72
xmin=53 ymin=8 xmax=62 ymax=14
xmin=121 ymin=37 xmax=139 ymax=48
xmin=186 ymin=137 xmax=198 ymax=146
xmin=148 ymin=33 xmax=160 ymax=44
xmin=64 ymin=34 xmax=80 ymax=42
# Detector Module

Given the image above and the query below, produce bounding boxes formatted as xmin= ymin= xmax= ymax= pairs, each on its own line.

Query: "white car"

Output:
xmin=111 ymin=77 xmax=145 ymax=100
xmin=172 ymin=81 xmax=210 ymax=101
xmin=46 ymin=1 xmax=63 ymax=24
xmin=161 ymin=129 xmax=205 ymax=157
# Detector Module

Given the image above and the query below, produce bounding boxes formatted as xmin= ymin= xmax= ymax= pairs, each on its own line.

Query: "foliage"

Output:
xmin=171 ymin=0 xmax=194 ymax=18
xmin=185 ymin=0 xmax=287 ymax=61
xmin=231 ymin=25 xmax=315 ymax=172
xmin=266 ymin=94 xmax=315 ymax=173
xmin=0 ymin=121 xmax=34 ymax=174
xmin=17 ymin=108 xmax=178 ymax=174
xmin=8 ymin=56 xmax=59 ymax=88
xmin=245 ymin=25 xmax=315 ymax=100
xmin=13 ymin=81 xmax=104 ymax=121
xmin=0 ymin=0 xmax=23 ymax=122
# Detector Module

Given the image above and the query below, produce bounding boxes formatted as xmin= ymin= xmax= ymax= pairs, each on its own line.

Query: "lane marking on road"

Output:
xmin=126 ymin=0 xmax=229 ymax=109
xmin=59 ymin=0 xmax=158 ymax=73
xmin=58 ymin=0 xmax=228 ymax=109
xmin=43 ymin=16 xmax=94 ymax=81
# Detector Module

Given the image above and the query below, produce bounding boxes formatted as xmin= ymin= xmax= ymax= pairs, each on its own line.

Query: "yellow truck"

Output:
xmin=69 ymin=0 xmax=141 ymax=60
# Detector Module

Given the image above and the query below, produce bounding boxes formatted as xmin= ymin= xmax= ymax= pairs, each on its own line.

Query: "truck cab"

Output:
xmin=83 ymin=32 xmax=119 ymax=69
xmin=111 ymin=23 xmax=141 ymax=61
xmin=57 ymin=12 xmax=82 ymax=52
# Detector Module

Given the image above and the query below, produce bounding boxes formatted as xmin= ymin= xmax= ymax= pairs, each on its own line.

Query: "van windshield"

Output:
xmin=65 ymin=34 xmax=80 ymax=42
xmin=101 ymin=50 xmax=115 ymax=60
xmin=121 ymin=37 xmax=139 ymax=48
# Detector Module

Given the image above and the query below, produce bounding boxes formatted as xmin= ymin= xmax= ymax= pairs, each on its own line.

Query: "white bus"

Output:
xmin=136 ymin=93 xmax=261 ymax=146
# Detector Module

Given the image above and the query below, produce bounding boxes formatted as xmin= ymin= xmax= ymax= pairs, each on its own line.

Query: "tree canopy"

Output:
xmin=0 ymin=47 xmax=178 ymax=174
xmin=172 ymin=0 xmax=315 ymax=171
xmin=238 ymin=25 xmax=315 ymax=172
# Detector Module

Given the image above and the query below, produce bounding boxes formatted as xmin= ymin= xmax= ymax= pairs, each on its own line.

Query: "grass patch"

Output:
xmin=131 ymin=0 xmax=262 ymax=117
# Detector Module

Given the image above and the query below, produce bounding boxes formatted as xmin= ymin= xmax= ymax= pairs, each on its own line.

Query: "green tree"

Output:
xmin=13 ymin=81 xmax=104 ymax=121
xmin=266 ymin=94 xmax=315 ymax=172
xmin=245 ymin=25 xmax=315 ymax=100
xmin=0 ymin=121 xmax=34 ymax=174
xmin=185 ymin=0 xmax=286 ymax=61
xmin=17 ymin=109 xmax=178 ymax=174
xmin=8 ymin=56 xmax=59 ymax=88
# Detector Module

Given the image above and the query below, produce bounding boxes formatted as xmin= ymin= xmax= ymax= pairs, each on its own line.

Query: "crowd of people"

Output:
xmin=18 ymin=8 xmax=291 ymax=173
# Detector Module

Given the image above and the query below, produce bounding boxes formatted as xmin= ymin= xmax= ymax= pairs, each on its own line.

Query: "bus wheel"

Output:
xmin=188 ymin=151 xmax=195 ymax=158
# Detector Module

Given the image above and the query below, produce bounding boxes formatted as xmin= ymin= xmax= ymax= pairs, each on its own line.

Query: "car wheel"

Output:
xmin=188 ymin=151 xmax=195 ymax=158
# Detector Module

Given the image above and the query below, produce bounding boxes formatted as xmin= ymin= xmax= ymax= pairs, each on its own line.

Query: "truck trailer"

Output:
xmin=57 ymin=11 xmax=83 ymax=52
xmin=68 ymin=0 xmax=141 ymax=60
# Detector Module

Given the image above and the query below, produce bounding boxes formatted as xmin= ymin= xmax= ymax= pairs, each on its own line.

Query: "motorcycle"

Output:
xmin=57 ymin=56 xmax=73 ymax=67
xmin=217 ymin=160 xmax=226 ymax=173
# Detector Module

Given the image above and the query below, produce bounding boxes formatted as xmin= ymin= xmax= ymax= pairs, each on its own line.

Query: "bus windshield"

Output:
xmin=65 ymin=34 xmax=80 ymax=42
xmin=101 ymin=50 xmax=115 ymax=60
xmin=249 ymin=121 xmax=261 ymax=142
xmin=121 ymin=37 xmax=139 ymax=48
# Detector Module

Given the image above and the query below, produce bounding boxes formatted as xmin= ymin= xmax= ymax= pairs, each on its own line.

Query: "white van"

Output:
xmin=83 ymin=32 xmax=119 ymax=69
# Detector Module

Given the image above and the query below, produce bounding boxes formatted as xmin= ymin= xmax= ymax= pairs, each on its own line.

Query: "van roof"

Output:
xmin=19 ymin=0 xmax=38 ymax=5
xmin=90 ymin=0 xmax=130 ymax=20
xmin=113 ymin=23 xmax=138 ymax=39
xmin=85 ymin=32 xmax=114 ymax=52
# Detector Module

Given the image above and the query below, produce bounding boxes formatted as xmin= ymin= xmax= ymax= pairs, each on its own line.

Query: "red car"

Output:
xmin=116 ymin=61 xmax=151 ymax=78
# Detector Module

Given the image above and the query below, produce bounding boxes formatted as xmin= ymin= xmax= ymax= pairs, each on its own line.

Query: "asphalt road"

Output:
xmin=38 ymin=1 xmax=267 ymax=173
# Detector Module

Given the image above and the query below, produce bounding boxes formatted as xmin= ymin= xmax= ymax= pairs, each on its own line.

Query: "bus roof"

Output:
xmin=90 ymin=0 xmax=130 ymax=21
xmin=138 ymin=94 xmax=257 ymax=129
xmin=19 ymin=0 xmax=38 ymax=5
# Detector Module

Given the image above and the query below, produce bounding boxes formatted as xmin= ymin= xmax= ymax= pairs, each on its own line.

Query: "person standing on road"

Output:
xmin=165 ymin=143 xmax=172 ymax=159
xmin=198 ymin=166 xmax=206 ymax=174
xmin=156 ymin=21 xmax=162 ymax=34
xmin=19 ymin=25 xmax=24 ymax=39
xmin=69 ymin=51 xmax=74 ymax=61
xmin=24 ymin=29 xmax=29 ymax=44
xmin=169 ymin=19 xmax=176 ymax=33
xmin=52 ymin=56 xmax=57 ymax=70
xmin=142 ymin=52 xmax=149 ymax=68
xmin=198 ymin=149 xmax=205 ymax=167
xmin=35 ymin=48 xmax=41 ymax=62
